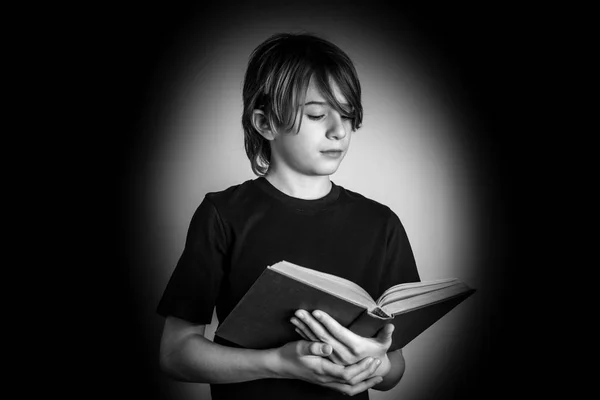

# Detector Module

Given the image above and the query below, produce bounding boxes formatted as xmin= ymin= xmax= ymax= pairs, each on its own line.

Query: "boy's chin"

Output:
xmin=290 ymin=158 xmax=344 ymax=177
xmin=309 ymin=164 xmax=342 ymax=176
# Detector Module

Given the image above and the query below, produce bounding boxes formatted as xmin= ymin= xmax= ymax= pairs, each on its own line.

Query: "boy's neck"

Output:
xmin=264 ymin=172 xmax=332 ymax=200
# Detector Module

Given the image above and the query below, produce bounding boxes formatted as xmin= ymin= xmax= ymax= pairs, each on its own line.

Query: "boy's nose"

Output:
xmin=326 ymin=113 xmax=348 ymax=140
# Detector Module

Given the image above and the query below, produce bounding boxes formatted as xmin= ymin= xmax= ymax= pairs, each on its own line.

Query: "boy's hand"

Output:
xmin=275 ymin=340 xmax=383 ymax=396
xmin=291 ymin=309 xmax=394 ymax=376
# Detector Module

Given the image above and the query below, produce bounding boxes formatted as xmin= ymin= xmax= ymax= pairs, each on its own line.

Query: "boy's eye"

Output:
xmin=307 ymin=114 xmax=354 ymax=121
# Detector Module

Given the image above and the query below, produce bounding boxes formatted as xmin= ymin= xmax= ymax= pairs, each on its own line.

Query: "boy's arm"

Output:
xmin=159 ymin=316 xmax=384 ymax=395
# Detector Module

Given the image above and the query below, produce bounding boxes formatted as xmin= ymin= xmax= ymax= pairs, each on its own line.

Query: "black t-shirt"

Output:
xmin=157 ymin=177 xmax=420 ymax=399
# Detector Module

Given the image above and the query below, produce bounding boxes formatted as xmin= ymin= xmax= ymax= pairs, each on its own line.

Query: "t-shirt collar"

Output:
xmin=254 ymin=177 xmax=340 ymax=212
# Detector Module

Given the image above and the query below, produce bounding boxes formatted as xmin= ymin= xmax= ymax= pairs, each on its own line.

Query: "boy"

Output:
xmin=157 ymin=32 xmax=420 ymax=399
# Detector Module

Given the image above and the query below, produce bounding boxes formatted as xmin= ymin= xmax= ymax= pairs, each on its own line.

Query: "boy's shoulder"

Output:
xmin=203 ymin=179 xmax=256 ymax=205
xmin=337 ymin=184 xmax=397 ymax=220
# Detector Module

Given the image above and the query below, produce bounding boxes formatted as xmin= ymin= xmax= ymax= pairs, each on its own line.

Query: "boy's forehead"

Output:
xmin=305 ymin=76 xmax=348 ymax=106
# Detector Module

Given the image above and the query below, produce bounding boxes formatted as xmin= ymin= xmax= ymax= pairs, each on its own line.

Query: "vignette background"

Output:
xmin=106 ymin=2 xmax=543 ymax=399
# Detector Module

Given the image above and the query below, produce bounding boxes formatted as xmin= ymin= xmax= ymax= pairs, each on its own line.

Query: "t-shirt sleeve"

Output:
xmin=156 ymin=196 xmax=228 ymax=324
xmin=380 ymin=210 xmax=421 ymax=293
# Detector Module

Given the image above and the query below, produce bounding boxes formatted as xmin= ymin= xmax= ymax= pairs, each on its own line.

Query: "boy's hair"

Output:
xmin=242 ymin=32 xmax=364 ymax=176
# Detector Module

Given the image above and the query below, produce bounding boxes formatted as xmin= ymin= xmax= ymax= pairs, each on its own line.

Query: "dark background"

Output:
xmin=56 ymin=2 xmax=573 ymax=399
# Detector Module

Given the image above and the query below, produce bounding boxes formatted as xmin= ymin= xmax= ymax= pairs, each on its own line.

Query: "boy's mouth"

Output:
xmin=320 ymin=150 xmax=344 ymax=158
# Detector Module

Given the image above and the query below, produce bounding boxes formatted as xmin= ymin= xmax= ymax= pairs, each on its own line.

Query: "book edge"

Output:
xmin=387 ymin=287 xmax=476 ymax=316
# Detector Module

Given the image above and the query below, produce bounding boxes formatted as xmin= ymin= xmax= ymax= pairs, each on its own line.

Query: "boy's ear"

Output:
xmin=252 ymin=110 xmax=276 ymax=141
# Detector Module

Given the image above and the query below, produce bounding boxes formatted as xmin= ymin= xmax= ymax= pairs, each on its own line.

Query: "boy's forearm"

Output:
xmin=161 ymin=333 xmax=281 ymax=384
xmin=372 ymin=349 xmax=406 ymax=391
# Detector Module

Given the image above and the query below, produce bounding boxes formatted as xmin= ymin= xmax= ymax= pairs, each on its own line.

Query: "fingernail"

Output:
xmin=312 ymin=310 xmax=321 ymax=318
xmin=375 ymin=359 xmax=381 ymax=365
xmin=295 ymin=310 xmax=304 ymax=319
xmin=321 ymin=344 xmax=331 ymax=354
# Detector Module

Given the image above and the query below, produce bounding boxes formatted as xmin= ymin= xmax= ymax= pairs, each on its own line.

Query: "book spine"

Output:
xmin=369 ymin=306 xmax=392 ymax=319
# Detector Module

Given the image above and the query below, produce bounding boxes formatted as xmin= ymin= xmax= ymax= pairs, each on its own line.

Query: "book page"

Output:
xmin=376 ymin=278 xmax=459 ymax=307
xmin=270 ymin=261 xmax=376 ymax=309
xmin=382 ymin=282 xmax=473 ymax=315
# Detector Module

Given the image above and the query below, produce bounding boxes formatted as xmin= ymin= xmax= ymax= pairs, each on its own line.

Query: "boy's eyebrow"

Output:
xmin=305 ymin=100 xmax=352 ymax=108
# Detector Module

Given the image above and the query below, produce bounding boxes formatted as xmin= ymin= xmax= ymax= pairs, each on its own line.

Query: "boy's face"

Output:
xmin=270 ymin=77 xmax=353 ymax=177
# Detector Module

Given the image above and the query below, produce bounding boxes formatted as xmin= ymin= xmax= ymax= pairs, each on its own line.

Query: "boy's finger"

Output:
xmin=312 ymin=341 xmax=333 ymax=356
xmin=294 ymin=328 xmax=309 ymax=341
xmin=295 ymin=310 xmax=339 ymax=345
xmin=311 ymin=310 xmax=359 ymax=346
xmin=321 ymin=355 xmax=376 ymax=383
xmin=296 ymin=340 xmax=331 ymax=357
xmin=290 ymin=317 xmax=319 ymax=342
xmin=296 ymin=310 xmax=354 ymax=362
xmin=338 ymin=357 xmax=376 ymax=382
xmin=327 ymin=352 xmax=346 ymax=366
xmin=324 ymin=375 xmax=384 ymax=396
xmin=346 ymin=358 xmax=382 ymax=385
xmin=321 ymin=356 xmax=357 ymax=379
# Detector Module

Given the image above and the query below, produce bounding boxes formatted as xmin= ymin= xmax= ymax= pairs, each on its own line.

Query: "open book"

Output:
xmin=215 ymin=260 xmax=475 ymax=352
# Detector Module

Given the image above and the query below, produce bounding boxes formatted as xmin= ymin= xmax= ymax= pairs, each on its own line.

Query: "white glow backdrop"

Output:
xmin=133 ymin=5 xmax=490 ymax=399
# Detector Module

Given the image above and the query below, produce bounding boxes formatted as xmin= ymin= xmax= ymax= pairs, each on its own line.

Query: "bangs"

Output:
xmin=311 ymin=66 xmax=363 ymax=131
xmin=264 ymin=62 xmax=313 ymax=134
xmin=267 ymin=67 xmax=363 ymax=133
xmin=260 ymin=37 xmax=363 ymax=134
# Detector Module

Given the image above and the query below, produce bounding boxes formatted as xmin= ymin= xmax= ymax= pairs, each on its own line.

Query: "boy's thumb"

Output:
xmin=376 ymin=324 xmax=395 ymax=343
xmin=302 ymin=342 xmax=331 ymax=356
xmin=320 ymin=343 xmax=332 ymax=355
